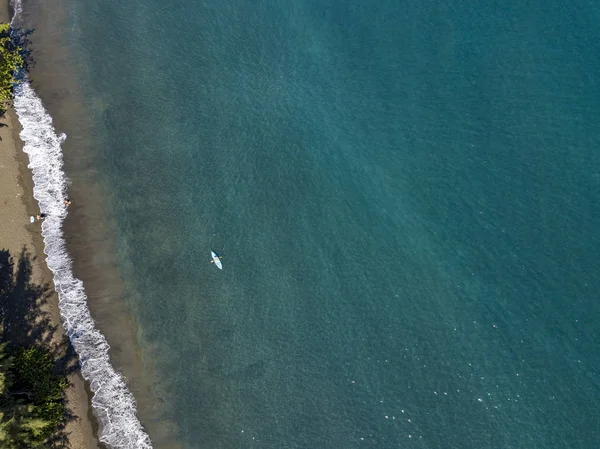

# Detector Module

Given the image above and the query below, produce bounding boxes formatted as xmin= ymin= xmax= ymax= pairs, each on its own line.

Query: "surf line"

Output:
xmin=10 ymin=2 xmax=153 ymax=447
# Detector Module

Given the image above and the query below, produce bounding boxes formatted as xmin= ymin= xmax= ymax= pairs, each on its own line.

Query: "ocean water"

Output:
xmin=13 ymin=0 xmax=600 ymax=448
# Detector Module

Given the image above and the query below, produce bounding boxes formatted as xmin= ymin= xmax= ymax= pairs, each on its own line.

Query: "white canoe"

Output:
xmin=211 ymin=251 xmax=222 ymax=269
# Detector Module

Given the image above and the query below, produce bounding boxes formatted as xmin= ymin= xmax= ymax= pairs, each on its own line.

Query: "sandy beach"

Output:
xmin=0 ymin=106 xmax=102 ymax=449
xmin=0 ymin=3 xmax=102 ymax=446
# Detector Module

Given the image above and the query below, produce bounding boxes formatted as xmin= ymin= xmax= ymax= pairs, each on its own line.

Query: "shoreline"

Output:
xmin=0 ymin=107 xmax=102 ymax=449
xmin=0 ymin=2 xmax=103 ymax=447
xmin=13 ymin=0 xmax=180 ymax=445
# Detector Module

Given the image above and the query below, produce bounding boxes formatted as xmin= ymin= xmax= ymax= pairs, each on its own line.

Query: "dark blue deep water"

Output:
xmin=31 ymin=0 xmax=600 ymax=447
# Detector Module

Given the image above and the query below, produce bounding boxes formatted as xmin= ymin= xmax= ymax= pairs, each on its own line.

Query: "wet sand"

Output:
xmin=12 ymin=0 xmax=182 ymax=445
xmin=0 ymin=110 xmax=103 ymax=448
xmin=0 ymin=4 xmax=102 ymax=446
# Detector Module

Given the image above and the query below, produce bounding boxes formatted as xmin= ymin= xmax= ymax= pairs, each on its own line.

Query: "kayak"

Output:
xmin=211 ymin=251 xmax=222 ymax=270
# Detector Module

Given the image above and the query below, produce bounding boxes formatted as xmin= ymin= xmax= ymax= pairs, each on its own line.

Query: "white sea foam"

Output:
xmin=10 ymin=3 xmax=153 ymax=447
xmin=9 ymin=0 xmax=22 ymax=23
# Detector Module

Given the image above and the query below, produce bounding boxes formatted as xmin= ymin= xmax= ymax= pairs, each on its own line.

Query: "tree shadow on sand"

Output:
xmin=0 ymin=247 xmax=82 ymax=448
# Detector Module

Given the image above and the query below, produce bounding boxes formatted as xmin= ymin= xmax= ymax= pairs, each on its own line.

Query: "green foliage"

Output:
xmin=0 ymin=23 xmax=32 ymax=114
xmin=12 ymin=347 xmax=67 ymax=419
xmin=0 ymin=344 xmax=67 ymax=448
xmin=0 ymin=250 xmax=68 ymax=447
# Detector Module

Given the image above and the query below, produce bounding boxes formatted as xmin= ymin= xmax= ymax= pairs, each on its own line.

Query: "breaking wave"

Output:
xmin=10 ymin=2 xmax=153 ymax=448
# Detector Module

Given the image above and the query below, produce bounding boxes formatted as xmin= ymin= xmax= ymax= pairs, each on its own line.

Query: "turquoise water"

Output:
xmin=20 ymin=0 xmax=600 ymax=447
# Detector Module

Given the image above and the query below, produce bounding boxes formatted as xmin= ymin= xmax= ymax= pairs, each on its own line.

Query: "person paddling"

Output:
xmin=210 ymin=251 xmax=223 ymax=269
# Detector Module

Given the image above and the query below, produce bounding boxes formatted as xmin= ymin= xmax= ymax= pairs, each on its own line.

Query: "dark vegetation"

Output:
xmin=0 ymin=22 xmax=33 ymax=114
xmin=0 ymin=248 xmax=79 ymax=448
xmin=0 ymin=24 xmax=81 ymax=449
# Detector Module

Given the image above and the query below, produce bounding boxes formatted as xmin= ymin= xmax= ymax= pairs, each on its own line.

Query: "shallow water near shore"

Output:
xmin=15 ymin=0 xmax=600 ymax=448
